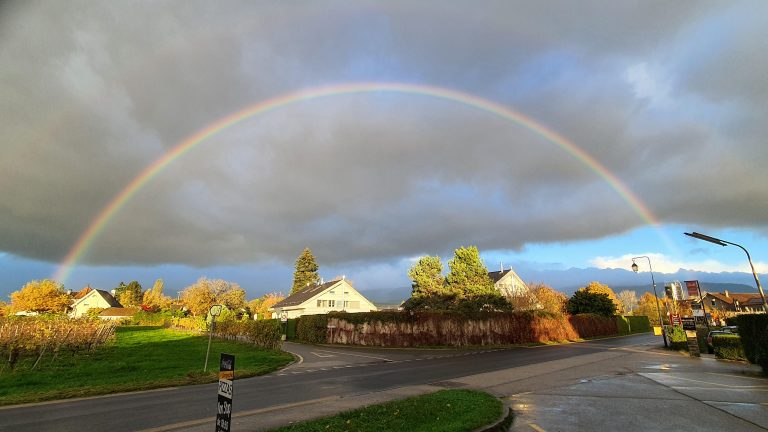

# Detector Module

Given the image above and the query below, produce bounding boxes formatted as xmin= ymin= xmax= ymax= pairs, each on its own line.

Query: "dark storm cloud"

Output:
xmin=1 ymin=0 xmax=766 ymax=267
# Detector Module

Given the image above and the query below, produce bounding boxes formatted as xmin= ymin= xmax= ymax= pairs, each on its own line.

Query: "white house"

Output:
xmin=270 ymin=278 xmax=377 ymax=319
xmin=488 ymin=266 xmax=538 ymax=310
xmin=70 ymin=289 xmax=123 ymax=318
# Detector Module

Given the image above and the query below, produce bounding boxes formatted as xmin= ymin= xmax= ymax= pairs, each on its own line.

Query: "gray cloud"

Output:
xmin=1 ymin=0 xmax=766 ymax=268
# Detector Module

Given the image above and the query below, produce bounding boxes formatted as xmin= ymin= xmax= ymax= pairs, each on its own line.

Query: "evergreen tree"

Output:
xmin=407 ymin=256 xmax=447 ymax=298
xmin=566 ymin=290 xmax=616 ymax=317
xmin=446 ymin=246 xmax=495 ymax=298
xmin=291 ymin=248 xmax=320 ymax=294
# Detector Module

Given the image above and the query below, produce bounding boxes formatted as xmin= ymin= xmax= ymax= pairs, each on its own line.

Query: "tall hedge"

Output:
xmin=713 ymin=334 xmax=746 ymax=361
xmin=296 ymin=314 xmax=329 ymax=344
xmin=734 ymin=314 xmax=768 ymax=373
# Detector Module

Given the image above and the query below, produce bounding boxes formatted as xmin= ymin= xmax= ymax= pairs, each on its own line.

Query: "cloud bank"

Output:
xmin=1 ymin=0 xmax=767 ymax=269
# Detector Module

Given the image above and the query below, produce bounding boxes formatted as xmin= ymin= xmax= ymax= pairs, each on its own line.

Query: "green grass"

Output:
xmin=0 ymin=326 xmax=293 ymax=405
xmin=270 ymin=389 xmax=503 ymax=432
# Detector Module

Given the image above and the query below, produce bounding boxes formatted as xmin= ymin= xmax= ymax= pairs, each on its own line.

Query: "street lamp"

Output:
xmin=684 ymin=232 xmax=767 ymax=313
xmin=631 ymin=256 xmax=669 ymax=347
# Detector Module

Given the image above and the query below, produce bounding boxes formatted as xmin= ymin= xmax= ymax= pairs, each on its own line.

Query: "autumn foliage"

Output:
xmin=0 ymin=317 xmax=116 ymax=371
xmin=10 ymin=280 xmax=71 ymax=314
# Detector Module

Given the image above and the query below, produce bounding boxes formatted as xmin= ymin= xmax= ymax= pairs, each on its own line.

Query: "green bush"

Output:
xmin=713 ymin=334 xmax=746 ymax=361
xmin=616 ymin=316 xmax=630 ymax=335
xmin=733 ymin=314 xmax=768 ymax=373
xmin=667 ymin=325 xmax=688 ymax=351
xmin=296 ymin=314 xmax=328 ymax=344
xmin=626 ymin=316 xmax=651 ymax=333
xmin=130 ymin=311 xmax=173 ymax=327
xmin=566 ymin=291 xmax=616 ymax=317
xmin=285 ymin=318 xmax=297 ymax=340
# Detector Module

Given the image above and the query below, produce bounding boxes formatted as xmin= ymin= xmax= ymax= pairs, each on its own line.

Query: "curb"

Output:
xmin=475 ymin=400 xmax=514 ymax=432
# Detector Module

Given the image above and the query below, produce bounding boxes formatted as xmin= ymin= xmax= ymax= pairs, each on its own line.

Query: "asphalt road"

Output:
xmin=0 ymin=334 xmax=656 ymax=432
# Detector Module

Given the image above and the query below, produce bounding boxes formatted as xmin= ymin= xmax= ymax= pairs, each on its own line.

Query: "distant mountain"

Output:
xmin=514 ymin=266 xmax=760 ymax=296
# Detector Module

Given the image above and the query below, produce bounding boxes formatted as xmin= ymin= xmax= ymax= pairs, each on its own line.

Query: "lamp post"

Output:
xmin=684 ymin=232 xmax=767 ymax=313
xmin=631 ymin=256 xmax=668 ymax=347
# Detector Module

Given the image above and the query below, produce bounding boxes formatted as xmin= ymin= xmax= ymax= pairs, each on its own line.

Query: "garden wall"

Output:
xmin=315 ymin=311 xmax=618 ymax=347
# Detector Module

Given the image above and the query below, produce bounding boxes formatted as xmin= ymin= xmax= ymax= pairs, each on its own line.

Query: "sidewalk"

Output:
xmin=153 ymin=340 xmax=768 ymax=431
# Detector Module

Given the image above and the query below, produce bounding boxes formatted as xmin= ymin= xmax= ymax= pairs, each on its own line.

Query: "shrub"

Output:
xmin=566 ymin=291 xmax=616 ymax=317
xmin=130 ymin=311 xmax=173 ymax=327
xmin=625 ymin=316 xmax=651 ymax=333
xmin=667 ymin=325 xmax=688 ymax=351
xmin=616 ymin=316 xmax=630 ymax=335
xmin=713 ymin=334 xmax=746 ymax=361
xmin=296 ymin=314 xmax=328 ymax=344
xmin=733 ymin=314 xmax=768 ymax=373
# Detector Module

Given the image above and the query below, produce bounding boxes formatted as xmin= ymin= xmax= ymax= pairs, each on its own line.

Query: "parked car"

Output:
xmin=722 ymin=325 xmax=739 ymax=334
xmin=706 ymin=330 xmax=730 ymax=354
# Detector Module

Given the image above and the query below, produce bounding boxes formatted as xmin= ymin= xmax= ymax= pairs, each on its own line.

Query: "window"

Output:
xmin=712 ymin=299 xmax=716 ymax=306
xmin=317 ymin=300 xmax=322 ymax=307
xmin=328 ymin=300 xmax=335 ymax=308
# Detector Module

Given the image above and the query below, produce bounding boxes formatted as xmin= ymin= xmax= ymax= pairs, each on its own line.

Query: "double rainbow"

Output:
xmin=53 ymin=82 xmax=663 ymax=283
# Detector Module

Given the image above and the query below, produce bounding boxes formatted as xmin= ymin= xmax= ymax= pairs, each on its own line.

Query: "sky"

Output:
xmin=1 ymin=1 xmax=767 ymax=303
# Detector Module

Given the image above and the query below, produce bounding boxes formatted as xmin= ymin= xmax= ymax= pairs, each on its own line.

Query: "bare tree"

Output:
xmin=617 ymin=290 xmax=638 ymax=315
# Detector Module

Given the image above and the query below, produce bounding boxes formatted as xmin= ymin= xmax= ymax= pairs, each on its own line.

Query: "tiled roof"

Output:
xmin=73 ymin=287 xmax=93 ymax=300
xmin=272 ymin=280 xmax=340 ymax=308
xmin=707 ymin=292 xmax=763 ymax=306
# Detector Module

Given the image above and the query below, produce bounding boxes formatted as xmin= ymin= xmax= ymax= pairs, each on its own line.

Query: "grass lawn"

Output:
xmin=0 ymin=326 xmax=293 ymax=406
xmin=270 ymin=389 xmax=503 ymax=432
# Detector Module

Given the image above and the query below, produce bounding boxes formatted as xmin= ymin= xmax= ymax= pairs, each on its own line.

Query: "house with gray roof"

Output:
xmin=269 ymin=277 xmax=377 ymax=319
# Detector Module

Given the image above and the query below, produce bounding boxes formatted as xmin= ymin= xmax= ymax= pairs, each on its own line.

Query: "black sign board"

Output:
xmin=681 ymin=317 xmax=696 ymax=331
xmin=216 ymin=353 xmax=234 ymax=432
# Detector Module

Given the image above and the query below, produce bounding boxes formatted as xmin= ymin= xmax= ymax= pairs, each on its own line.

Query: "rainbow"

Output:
xmin=53 ymin=82 xmax=666 ymax=283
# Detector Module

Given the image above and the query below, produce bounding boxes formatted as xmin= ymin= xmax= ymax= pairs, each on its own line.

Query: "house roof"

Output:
xmin=94 ymin=290 xmax=123 ymax=308
xmin=488 ymin=270 xmax=512 ymax=284
xmin=272 ymin=280 xmax=341 ymax=308
xmin=72 ymin=287 xmax=93 ymax=300
xmin=99 ymin=307 xmax=139 ymax=317
xmin=706 ymin=292 xmax=764 ymax=306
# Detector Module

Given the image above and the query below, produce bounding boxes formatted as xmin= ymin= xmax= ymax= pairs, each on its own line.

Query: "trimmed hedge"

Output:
xmin=667 ymin=325 xmax=688 ymax=351
xmin=713 ymin=334 xmax=746 ymax=361
xmin=296 ymin=314 xmax=329 ymax=344
xmin=733 ymin=314 xmax=768 ymax=373
xmin=626 ymin=316 xmax=652 ymax=333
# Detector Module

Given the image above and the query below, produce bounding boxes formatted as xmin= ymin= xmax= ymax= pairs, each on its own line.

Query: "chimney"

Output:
xmin=111 ymin=289 xmax=116 ymax=296
xmin=500 ymin=262 xmax=503 ymax=272
xmin=320 ymin=277 xmax=324 ymax=284
xmin=724 ymin=290 xmax=730 ymax=298
xmin=342 ymin=275 xmax=345 ymax=280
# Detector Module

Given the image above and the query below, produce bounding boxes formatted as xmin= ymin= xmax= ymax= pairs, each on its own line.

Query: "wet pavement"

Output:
xmin=507 ymin=346 xmax=768 ymax=431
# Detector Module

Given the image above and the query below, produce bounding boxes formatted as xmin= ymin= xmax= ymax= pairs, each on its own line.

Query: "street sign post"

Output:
xmin=681 ymin=317 xmax=700 ymax=357
xmin=216 ymin=353 xmax=235 ymax=432
xmin=685 ymin=280 xmax=710 ymax=330
xmin=280 ymin=312 xmax=288 ymax=341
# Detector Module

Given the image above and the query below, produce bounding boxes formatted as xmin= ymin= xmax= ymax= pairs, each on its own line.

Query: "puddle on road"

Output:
xmin=642 ymin=363 xmax=677 ymax=370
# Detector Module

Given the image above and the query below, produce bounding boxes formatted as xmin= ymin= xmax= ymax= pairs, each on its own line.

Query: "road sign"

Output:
xmin=685 ymin=280 xmax=700 ymax=298
xmin=681 ymin=317 xmax=696 ymax=331
xmin=280 ymin=312 xmax=288 ymax=323
xmin=671 ymin=314 xmax=681 ymax=326
xmin=216 ymin=354 xmax=235 ymax=432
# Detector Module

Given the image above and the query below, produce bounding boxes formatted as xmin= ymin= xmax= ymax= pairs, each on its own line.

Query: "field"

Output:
xmin=0 ymin=326 xmax=293 ymax=406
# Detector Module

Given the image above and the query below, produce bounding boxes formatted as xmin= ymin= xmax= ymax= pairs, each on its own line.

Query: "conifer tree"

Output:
xmin=408 ymin=255 xmax=447 ymax=298
xmin=291 ymin=248 xmax=320 ymax=294
xmin=446 ymin=246 xmax=495 ymax=298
